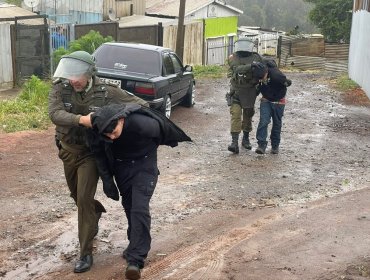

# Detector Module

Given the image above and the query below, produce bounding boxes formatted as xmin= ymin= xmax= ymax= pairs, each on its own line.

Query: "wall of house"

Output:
xmin=186 ymin=3 xmax=240 ymax=20
xmin=348 ymin=10 xmax=370 ymax=98
xmin=103 ymin=0 xmax=145 ymax=20
xmin=0 ymin=23 xmax=13 ymax=90
xmin=39 ymin=0 xmax=104 ymax=24
xmin=204 ymin=16 xmax=238 ymax=38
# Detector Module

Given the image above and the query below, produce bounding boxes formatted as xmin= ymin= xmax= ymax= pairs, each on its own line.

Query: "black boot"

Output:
xmin=228 ymin=132 xmax=239 ymax=154
xmin=255 ymin=144 xmax=266 ymax=154
xmin=241 ymin=131 xmax=252 ymax=150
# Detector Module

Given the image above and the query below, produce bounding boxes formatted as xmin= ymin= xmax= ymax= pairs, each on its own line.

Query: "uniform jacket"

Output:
xmin=48 ymin=76 xmax=148 ymax=152
xmin=227 ymin=51 xmax=263 ymax=107
xmin=87 ymin=103 xmax=192 ymax=200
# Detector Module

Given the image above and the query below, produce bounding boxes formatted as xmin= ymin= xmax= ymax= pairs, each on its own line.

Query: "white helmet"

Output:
xmin=234 ymin=38 xmax=255 ymax=52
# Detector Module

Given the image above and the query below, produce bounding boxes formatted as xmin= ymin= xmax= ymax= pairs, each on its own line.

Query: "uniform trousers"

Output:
xmin=59 ymin=147 xmax=104 ymax=257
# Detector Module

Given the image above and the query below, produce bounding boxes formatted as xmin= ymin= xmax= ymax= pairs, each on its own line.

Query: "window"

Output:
xmin=169 ymin=53 xmax=183 ymax=73
xmin=163 ymin=53 xmax=174 ymax=75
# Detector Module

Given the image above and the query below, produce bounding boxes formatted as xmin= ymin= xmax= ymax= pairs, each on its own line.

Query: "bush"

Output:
xmin=53 ymin=30 xmax=114 ymax=67
xmin=0 ymin=76 xmax=51 ymax=133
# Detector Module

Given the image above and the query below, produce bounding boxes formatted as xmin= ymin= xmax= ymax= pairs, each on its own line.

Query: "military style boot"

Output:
xmin=241 ymin=131 xmax=252 ymax=150
xmin=228 ymin=132 xmax=239 ymax=154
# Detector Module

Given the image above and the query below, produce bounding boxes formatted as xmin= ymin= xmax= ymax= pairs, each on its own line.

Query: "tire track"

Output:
xmin=143 ymin=213 xmax=279 ymax=279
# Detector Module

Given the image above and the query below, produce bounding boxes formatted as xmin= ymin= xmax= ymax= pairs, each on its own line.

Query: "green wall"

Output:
xmin=204 ymin=16 xmax=238 ymax=38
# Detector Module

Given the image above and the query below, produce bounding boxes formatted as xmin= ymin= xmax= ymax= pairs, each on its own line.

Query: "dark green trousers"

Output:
xmin=229 ymin=103 xmax=255 ymax=133
xmin=59 ymin=147 xmax=104 ymax=257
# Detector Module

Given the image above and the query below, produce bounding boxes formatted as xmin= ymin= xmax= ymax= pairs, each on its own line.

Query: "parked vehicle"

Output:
xmin=93 ymin=42 xmax=195 ymax=118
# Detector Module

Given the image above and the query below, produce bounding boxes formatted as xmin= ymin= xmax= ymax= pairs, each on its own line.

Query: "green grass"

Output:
xmin=193 ymin=65 xmax=227 ymax=79
xmin=0 ymin=76 xmax=51 ymax=133
xmin=334 ymin=74 xmax=359 ymax=92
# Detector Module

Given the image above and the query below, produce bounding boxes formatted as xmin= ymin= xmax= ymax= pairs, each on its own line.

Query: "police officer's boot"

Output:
xmin=241 ymin=131 xmax=252 ymax=150
xmin=228 ymin=132 xmax=239 ymax=154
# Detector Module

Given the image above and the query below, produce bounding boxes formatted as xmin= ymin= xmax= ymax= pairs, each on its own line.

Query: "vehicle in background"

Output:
xmin=93 ymin=42 xmax=195 ymax=118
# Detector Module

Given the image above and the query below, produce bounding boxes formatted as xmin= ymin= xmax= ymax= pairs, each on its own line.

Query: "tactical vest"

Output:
xmin=57 ymin=82 xmax=108 ymax=145
xmin=229 ymin=52 xmax=262 ymax=88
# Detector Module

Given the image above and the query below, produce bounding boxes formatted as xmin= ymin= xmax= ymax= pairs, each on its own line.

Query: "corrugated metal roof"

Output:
xmin=0 ymin=4 xmax=44 ymax=24
xmin=146 ymin=0 xmax=242 ymax=18
xmin=118 ymin=14 xmax=175 ymax=27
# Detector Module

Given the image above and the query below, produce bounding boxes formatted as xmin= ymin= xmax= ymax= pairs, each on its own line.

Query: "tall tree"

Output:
xmin=304 ymin=0 xmax=352 ymax=42
xmin=227 ymin=0 xmax=317 ymax=33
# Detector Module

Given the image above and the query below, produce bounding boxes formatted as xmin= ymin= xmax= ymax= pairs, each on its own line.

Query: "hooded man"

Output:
xmin=88 ymin=103 xmax=191 ymax=280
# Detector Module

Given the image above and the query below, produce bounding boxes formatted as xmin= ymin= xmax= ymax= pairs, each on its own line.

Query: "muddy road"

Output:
xmin=0 ymin=72 xmax=370 ymax=280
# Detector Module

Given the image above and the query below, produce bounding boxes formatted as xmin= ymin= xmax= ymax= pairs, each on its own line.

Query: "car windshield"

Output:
xmin=95 ymin=45 xmax=161 ymax=76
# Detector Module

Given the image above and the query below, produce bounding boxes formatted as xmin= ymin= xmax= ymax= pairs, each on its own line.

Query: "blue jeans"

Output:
xmin=256 ymin=100 xmax=285 ymax=148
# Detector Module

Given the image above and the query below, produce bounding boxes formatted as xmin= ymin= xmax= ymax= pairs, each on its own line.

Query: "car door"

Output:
xmin=162 ymin=52 xmax=181 ymax=101
xmin=168 ymin=53 xmax=191 ymax=103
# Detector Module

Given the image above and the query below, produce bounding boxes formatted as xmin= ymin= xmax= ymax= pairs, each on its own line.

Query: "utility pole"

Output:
xmin=176 ymin=0 xmax=186 ymax=61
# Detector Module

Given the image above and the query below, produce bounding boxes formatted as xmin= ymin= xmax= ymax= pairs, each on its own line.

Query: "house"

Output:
xmin=348 ymin=0 xmax=370 ymax=98
xmin=22 ymin=0 xmax=146 ymax=24
xmin=146 ymin=0 xmax=243 ymax=65
xmin=0 ymin=4 xmax=48 ymax=90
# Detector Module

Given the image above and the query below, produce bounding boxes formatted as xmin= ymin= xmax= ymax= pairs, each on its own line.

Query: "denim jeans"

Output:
xmin=256 ymin=100 xmax=285 ymax=148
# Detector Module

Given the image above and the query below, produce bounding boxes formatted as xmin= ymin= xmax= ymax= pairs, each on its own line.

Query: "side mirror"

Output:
xmin=184 ymin=65 xmax=193 ymax=72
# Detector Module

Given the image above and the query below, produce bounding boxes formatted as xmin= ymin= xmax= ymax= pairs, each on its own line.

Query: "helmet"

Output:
xmin=53 ymin=51 xmax=96 ymax=80
xmin=251 ymin=62 xmax=267 ymax=79
xmin=234 ymin=38 xmax=255 ymax=52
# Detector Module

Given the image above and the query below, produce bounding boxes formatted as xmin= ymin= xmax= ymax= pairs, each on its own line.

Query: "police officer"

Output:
xmin=48 ymin=51 xmax=147 ymax=273
xmin=227 ymin=38 xmax=263 ymax=154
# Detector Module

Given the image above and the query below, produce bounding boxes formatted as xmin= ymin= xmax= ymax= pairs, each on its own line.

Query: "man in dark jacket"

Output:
xmin=88 ymin=103 xmax=191 ymax=280
xmin=251 ymin=61 xmax=292 ymax=154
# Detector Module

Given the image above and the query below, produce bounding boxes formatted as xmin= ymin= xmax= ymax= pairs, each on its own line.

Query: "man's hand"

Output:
xmin=79 ymin=113 xmax=93 ymax=128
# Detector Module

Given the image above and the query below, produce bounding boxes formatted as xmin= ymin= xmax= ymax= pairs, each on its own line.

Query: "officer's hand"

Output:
xmin=79 ymin=113 xmax=93 ymax=128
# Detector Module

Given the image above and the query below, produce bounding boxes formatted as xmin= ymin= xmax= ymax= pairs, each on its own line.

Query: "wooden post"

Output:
xmin=176 ymin=0 xmax=186 ymax=60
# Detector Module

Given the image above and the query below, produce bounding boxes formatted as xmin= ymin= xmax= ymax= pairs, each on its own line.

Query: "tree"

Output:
xmin=304 ymin=0 xmax=352 ymax=42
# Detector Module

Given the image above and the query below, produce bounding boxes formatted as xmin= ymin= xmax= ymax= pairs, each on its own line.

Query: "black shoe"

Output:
xmin=122 ymin=248 xmax=127 ymax=259
xmin=255 ymin=145 xmax=266 ymax=154
xmin=74 ymin=254 xmax=93 ymax=273
xmin=125 ymin=263 xmax=141 ymax=280
xmin=271 ymin=147 xmax=279 ymax=154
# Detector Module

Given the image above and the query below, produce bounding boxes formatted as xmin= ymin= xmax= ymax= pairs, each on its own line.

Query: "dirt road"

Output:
xmin=0 ymin=72 xmax=370 ymax=280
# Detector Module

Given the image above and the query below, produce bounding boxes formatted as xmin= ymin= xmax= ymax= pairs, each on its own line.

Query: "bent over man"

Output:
xmin=226 ymin=38 xmax=263 ymax=154
xmin=88 ymin=103 xmax=191 ymax=280
xmin=48 ymin=51 xmax=147 ymax=273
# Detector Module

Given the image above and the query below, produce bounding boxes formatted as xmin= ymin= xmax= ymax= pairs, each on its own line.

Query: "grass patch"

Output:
xmin=0 ymin=76 xmax=51 ymax=133
xmin=334 ymin=74 xmax=359 ymax=92
xmin=193 ymin=65 xmax=227 ymax=79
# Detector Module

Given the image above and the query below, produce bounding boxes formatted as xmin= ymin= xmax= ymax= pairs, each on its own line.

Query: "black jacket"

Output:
xmin=258 ymin=67 xmax=292 ymax=102
xmin=87 ymin=103 xmax=192 ymax=200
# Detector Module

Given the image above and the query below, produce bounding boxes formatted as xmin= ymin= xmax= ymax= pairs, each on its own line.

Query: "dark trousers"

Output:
xmin=114 ymin=150 xmax=158 ymax=269
xmin=256 ymin=100 xmax=285 ymax=148
xmin=58 ymin=147 xmax=104 ymax=257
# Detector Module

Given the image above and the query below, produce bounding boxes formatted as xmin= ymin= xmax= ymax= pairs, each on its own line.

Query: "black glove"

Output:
xmin=284 ymin=79 xmax=292 ymax=87
xmin=102 ymin=178 xmax=119 ymax=201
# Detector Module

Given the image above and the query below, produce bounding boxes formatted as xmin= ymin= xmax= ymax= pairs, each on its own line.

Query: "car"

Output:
xmin=93 ymin=42 xmax=195 ymax=118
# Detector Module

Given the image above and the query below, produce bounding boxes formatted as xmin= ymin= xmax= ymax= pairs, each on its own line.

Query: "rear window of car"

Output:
xmin=94 ymin=44 xmax=161 ymax=76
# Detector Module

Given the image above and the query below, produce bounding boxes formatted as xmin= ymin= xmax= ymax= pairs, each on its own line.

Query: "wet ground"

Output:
xmin=0 ymin=72 xmax=370 ymax=280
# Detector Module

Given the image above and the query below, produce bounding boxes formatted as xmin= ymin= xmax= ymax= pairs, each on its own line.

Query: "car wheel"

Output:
xmin=160 ymin=95 xmax=172 ymax=118
xmin=181 ymin=82 xmax=195 ymax=108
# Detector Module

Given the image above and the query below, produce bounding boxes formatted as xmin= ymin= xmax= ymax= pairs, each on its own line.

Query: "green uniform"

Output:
xmin=48 ymin=76 xmax=147 ymax=257
xmin=227 ymin=52 xmax=262 ymax=133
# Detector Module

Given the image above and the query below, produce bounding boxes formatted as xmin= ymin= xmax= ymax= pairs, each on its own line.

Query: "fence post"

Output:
xmin=277 ymin=35 xmax=282 ymax=67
